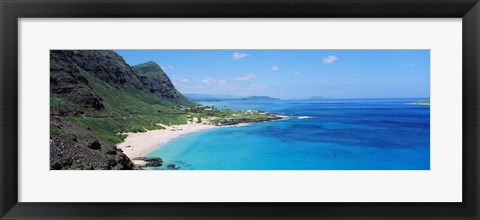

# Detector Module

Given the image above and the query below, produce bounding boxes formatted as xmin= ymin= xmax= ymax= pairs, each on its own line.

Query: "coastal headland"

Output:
xmin=49 ymin=50 xmax=280 ymax=170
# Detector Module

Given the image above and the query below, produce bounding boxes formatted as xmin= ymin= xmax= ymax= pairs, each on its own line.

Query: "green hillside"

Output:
xmin=50 ymin=51 xmax=195 ymax=140
xmin=50 ymin=50 xmax=196 ymax=170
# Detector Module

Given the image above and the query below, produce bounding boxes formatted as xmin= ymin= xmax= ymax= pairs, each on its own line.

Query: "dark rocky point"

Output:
xmin=88 ymin=140 xmax=102 ymax=150
xmin=167 ymin=164 xmax=179 ymax=170
xmin=132 ymin=157 xmax=163 ymax=167
xmin=216 ymin=115 xmax=282 ymax=126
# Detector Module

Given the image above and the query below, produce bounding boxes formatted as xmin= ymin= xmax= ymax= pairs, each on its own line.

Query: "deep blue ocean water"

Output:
xmin=147 ymin=99 xmax=430 ymax=170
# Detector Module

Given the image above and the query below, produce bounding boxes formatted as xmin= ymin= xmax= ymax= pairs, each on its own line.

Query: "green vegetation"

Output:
xmin=130 ymin=61 xmax=161 ymax=75
xmin=51 ymin=68 xmax=193 ymax=143
xmin=410 ymin=98 xmax=430 ymax=105
xmin=177 ymin=106 xmax=279 ymax=126
xmin=50 ymin=123 xmax=77 ymax=145
xmin=50 ymin=50 xmax=277 ymax=144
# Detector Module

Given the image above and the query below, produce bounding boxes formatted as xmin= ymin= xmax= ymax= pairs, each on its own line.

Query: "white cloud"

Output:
xmin=232 ymin=52 xmax=249 ymax=60
xmin=201 ymin=78 xmax=216 ymax=83
xmin=171 ymin=75 xmax=188 ymax=81
xmin=236 ymin=83 xmax=269 ymax=96
xmin=190 ymin=78 xmax=233 ymax=94
xmin=170 ymin=75 xmax=189 ymax=92
xmin=271 ymin=65 xmax=279 ymax=71
xmin=201 ymin=77 xmax=227 ymax=84
xmin=322 ymin=55 xmax=338 ymax=64
xmin=294 ymin=71 xmax=301 ymax=75
xmin=161 ymin=65 xmax=175 ymax=70
xmin=234 ymin=73 xmax=257 ymax=81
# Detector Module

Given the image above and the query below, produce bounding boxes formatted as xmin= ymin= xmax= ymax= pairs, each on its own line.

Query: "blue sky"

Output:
xmin=116 ymin=50 xmax=430 ymax=99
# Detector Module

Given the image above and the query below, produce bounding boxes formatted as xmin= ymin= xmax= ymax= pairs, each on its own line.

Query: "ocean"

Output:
xmin=146 ymin=99 xmax=430 ymax=170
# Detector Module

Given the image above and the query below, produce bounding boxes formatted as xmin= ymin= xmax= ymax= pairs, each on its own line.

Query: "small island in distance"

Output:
xmin=409 ymin=98 xmax=430 ymax=105
xmin=185 ymin=94 xmax=280 ymax=102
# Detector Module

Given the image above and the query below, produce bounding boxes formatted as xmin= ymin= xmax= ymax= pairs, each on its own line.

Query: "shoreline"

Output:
xmin=117 ymin=122 xmax=217 ymax=163
xmin=117 ymin=114 xmax=283 ymax=167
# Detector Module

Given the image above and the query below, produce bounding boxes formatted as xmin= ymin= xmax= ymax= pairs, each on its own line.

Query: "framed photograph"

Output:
xmin=1 ymin=0 xmax=479 ymax=219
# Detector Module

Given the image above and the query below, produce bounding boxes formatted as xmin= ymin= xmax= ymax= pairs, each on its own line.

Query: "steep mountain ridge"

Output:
xmin=50 ymin=50 xmax=193 ymax=170
xmin=51 ymin=50 xmax=143 ymax=89
xmin=131 ymin=61 xmax=191 ymax=105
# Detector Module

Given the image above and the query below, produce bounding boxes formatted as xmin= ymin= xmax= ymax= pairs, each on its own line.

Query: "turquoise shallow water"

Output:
xmin=146 ymin=99 xmax=430 ymax=170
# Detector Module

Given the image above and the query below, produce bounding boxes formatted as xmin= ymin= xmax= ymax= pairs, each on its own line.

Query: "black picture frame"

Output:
xmin=1 ymin=0 xmax=479 ymax=219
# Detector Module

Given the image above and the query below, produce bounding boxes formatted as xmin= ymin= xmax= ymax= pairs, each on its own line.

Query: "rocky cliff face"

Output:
xmin=52 ymin=50 xmax=144 ymax=89
xmin=50 ymin=51 xmax=105 ymax=112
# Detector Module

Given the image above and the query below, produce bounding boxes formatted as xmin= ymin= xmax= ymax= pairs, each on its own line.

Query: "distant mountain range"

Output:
xmin=184 ymin=93 xmax=243 ymax=101
xmin=185 ymin=94 xmax=280 ymax=101
xmin=309 ymin=96 xmax=325 ymax=100
xmin=241 ymin=96 xmax=280 ymax=101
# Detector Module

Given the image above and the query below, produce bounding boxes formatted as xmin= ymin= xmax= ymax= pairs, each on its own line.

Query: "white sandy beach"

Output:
xmin=117 ymin=122 xmax=216 ymax=160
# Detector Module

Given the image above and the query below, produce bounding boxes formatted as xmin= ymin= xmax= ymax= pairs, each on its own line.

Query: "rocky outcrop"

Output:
xmin=87 ymin=140 xmax=102 ymax=150
xmin=138 ymin=157 xmax=163 ymax=167
xmin=216 ymin=115 xmax=283 ymax=126
xmin=50 ymin=117 xmax=134 ymax=170
xmin=167 ymin=164 xmax=180 ymax=170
